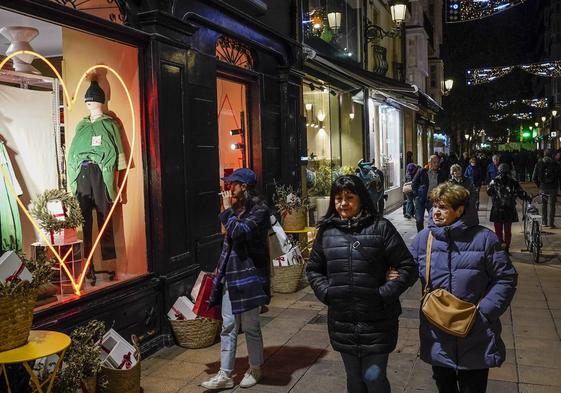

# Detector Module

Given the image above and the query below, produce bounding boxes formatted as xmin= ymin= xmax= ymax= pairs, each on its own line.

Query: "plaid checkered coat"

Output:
xmin=208 ymin=202 xmax=271 ymax=314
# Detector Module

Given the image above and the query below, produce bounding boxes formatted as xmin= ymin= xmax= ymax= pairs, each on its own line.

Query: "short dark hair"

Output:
xmin=319 ymin=175 xmax=377 ymax=226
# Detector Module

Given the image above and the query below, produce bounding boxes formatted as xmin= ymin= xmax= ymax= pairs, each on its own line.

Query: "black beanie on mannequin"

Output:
xmin=84 ymin=80 xmax=106 ymax=104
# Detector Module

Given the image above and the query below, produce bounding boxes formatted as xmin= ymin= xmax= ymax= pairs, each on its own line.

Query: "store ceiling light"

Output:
xmin=0 ymin=26 xmax=41 ymax=74
xmin=317 ymin=110 xmax=326 ymax=122
xmin=349 ymin=112 xmax=355 ymax=120
xmin=231 ymin=143 xmax=244 ymax=150
xmin=229 ymin=128 xmax=243 ymax=136
xmin=305 ymin=103 xmax=313 ymax=111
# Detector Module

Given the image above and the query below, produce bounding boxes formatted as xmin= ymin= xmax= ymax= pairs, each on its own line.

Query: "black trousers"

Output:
xmin=76 ymin=162 xmax=116 ymax=260
xmin=432 ymin=366 xmax=489 ymax=393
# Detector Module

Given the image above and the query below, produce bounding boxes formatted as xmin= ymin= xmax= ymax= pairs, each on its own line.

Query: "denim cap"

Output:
xmin=222 ymin=168 xmax=257 ymax=185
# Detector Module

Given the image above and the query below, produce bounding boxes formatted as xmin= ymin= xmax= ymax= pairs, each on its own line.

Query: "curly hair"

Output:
xmin=430 ymin=182 xmax=470 ymax=210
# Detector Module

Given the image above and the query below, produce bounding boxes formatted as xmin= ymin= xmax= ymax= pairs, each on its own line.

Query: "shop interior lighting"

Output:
xmin=308 ymin=82 xmax=315 ymax=91
xmin=349 ymin=112 xmax=355 ymax=120
xmin=0 ymin=50 xmax=136 ymax=295
xmin=542 ymin=116 xmax=547 ymax=122
xmin=231 ymin=143 xmax=244 ymax=150
xmin=535 ymin=122 xmax=539 ymax=127
xmin=229 ymin=128 xmax=243 ymax=136
xmin=321 ymin=85 xmax=327 ymax=92
xmin=553 ymin=110 xmax=558 ymax=117
xmin=317 ymin=110 xmax=326 ymax=122
xmin=329 ymin=89 xmax=337 ymax=96
xmin=305 ymin=103 xmax=313 ymax=111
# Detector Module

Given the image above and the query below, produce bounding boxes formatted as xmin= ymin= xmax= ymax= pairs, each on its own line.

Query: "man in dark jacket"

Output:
xmin=532 ymin=149 xmax=561 ymax=227
xmin=412 ymin=155 xmax=448 ymax=232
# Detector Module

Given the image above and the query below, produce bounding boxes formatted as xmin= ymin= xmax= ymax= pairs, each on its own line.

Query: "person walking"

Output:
xmin=201 ymin=168 xmax=271 ymax=390
xmin=306 ymin=175 xmax=418 ymax=393
xmin=411 ymin=182 xmax=518 ymax=393
xmin=412 ymin=155 xmax=448 ymax=232
xmin=487 ymin=163 xmax=529 ymax=254
xmin=356 ymin=159 xmax=385 ymax=217
xmin=486 ymin=154 xmax=500 ymax=184
xmin=532 ymin=149 xmax=561 ymax=228
xmin=404 ymin=163 xmax=419 ymax=219
xmin=464 ymin=157 xmax=483 ymax=209
xmin=449 ymin=164 xmax=478 ymax=217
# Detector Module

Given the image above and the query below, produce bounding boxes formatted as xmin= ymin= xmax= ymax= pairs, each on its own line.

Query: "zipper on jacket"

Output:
xmin=348 ymin=230 xmax=359 ymax=352
xmin=445 ymin=226 xmax=459 ymax=365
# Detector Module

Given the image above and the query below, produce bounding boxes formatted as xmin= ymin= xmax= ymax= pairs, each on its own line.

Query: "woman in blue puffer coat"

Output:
xmin=411 ymin=182 xmax=517 ymax=393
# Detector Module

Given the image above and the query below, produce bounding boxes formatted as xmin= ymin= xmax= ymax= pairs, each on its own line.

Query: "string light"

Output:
xmin=446 ymin=0 xmax=527 ymax=23
xmin=489 ymin=112 xmax=533 ymax=121
xmin=489 ymin=98 xmax=548 ymax=110
xmin=467 ymin=60 xmax=561 ymax=85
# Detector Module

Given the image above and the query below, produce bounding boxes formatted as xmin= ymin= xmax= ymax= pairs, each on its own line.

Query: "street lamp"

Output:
xmin=464 ymin=133 xmax=470 ymax=140
xmin=541 ymin=116 xmax=547 ymax=123
xmin=535 ymin=122 xmax=539 ymax=127
xmin=365 ymin=0 xmax=408 ymax=41
xmin=552 ymin=110 xmax=558 ymax=117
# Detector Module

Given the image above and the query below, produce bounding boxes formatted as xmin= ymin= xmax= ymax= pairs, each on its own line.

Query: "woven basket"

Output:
xmin=78 ymin=376 xmax=97 ymax=393
xmin=0 ymin=290 xmax=37 ymax=352
xmin=97 ymin=336 xmax=141 ymax=393
xmin=170 ymin=318 xmax=221 ymax=349
xmin=272 ymin=263 xmax=305 ymax=293
xmin=282 ymin=208 xmax=307 ymax=231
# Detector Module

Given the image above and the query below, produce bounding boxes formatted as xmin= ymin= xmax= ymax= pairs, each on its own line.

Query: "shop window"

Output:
xmin=378 ymin=105 xmax=402 ymax=190
xmin=304 ymin=0 xmax=363 ymax=62
xmin=0 ymin=9 xmax=146 ymax=309
xmin=217 ymin=78 xmax=249 ymax=185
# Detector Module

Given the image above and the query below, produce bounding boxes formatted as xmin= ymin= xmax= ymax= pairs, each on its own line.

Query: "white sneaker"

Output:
xmin=239 ymin=367 xmax=262 ymax=388
xmin=200 ymin=370 xmax=234 ymax=390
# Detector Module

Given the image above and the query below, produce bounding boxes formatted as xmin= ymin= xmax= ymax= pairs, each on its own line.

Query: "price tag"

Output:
xmin=92 ymin=136 xmax=102 ymax=147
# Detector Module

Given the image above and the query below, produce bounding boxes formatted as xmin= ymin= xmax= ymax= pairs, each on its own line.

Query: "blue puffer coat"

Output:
xmin=411 ymin=208 xmax=518 ymax=370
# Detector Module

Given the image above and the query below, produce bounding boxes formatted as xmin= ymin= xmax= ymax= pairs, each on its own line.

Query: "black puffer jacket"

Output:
xmin=487 ymin=173 xmax=529 ymax=223
xmin=306 ymin=214 xmax=418 ymax=356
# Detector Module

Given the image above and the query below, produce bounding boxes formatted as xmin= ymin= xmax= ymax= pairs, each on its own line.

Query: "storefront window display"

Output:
xmin=377 ymin=104 xmax=402 ymax=190
xmin=0 ymin=9 xmax=147 ymax=309
xmin=304 ymin=0 xmax=363 ymax=63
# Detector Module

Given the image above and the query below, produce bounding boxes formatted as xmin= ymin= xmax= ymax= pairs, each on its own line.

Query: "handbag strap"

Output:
xmin=423 ymin=232 xmax=433 ymax=296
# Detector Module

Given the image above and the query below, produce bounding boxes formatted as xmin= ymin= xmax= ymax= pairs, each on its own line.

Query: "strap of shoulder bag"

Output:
xmin=423 ymin=232 xmax=433 ymax=296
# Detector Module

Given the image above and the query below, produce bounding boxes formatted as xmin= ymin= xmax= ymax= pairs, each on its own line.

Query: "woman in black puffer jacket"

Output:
xmin=306 ymin=175 xmax=418 ymax=393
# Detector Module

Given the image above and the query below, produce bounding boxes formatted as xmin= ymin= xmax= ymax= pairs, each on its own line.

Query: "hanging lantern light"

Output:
xmin=327 ymin=12 xmax=342 ymax=33
xmin=390 ymin=0 xmax=408 ymax=25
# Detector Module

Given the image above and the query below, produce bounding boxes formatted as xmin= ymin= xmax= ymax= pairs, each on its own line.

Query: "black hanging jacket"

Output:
xmin=306 ymin=214 xmax=418 ymax=356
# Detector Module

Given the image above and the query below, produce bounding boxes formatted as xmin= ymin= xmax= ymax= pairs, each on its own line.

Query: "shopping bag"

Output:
xmin=190 ymin=271 xmax=208 ymax=301
xmin=269 ymin=214 xmax=291 ymax=256
xmin=193 ymin=273 xmax=221 ymax=320
xmin=272 ymin=246 xmax=304 ymax=267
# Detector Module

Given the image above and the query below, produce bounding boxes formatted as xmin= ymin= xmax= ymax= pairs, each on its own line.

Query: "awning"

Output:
xmin=418 ymin=89 xmax=443 ymax=113
xmin=305 ymin=53 xmax=420 ymax=111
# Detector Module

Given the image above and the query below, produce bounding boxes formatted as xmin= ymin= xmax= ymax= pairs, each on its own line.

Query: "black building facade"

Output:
xmin=1 ymin=0 xmax=303 ymax=356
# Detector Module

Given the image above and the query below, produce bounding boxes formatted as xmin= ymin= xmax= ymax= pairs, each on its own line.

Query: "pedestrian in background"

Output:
xmin=306 ymin=175 xmax=417 ymax=393
xmin=487 ymin=163 xmax=530 ymax=254
xmin=403 ymin=163 xmax=419 ymax=219
xmin=412 ymin=155 xmax=448 ymax=232
xmin=202 ymin=168 xmax=271 ymax=390
xmin=464 ymin=157 xmax=483 ymax=209
xmin=411 ymin=182 xmax=518 ymax=393
xmin=532 ymin=149 xmax=561 ymax=228
xmin=449 ymin=164 xmax=478 ymax=217
xmin=486 ymin=154 xmax=500 ymax=184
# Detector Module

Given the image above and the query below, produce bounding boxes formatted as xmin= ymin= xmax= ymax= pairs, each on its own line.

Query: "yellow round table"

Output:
xmin=0 ymin=330 xmax=71 ymax=393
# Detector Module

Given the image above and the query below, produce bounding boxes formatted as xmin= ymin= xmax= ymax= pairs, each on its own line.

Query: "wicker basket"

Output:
xmin=0 ymin=290 xmax=37 ymax=352
xmin=78 ymin=376 xmax=97 ymax=393
xmin=282 ymin=208 xmax=307 ymax=231
xmin=170 ymin=318 xmax=221 ymax=349
xmin=97 ymin=336 xmax=141 ymax=393
xmin=272 ymin=263 xmax=305 ymax=293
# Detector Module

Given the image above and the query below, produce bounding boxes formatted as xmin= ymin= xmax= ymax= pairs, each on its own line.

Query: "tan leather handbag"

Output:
xmin=421 ymin=232 xmax=478 ymax=337
xmin=402 ymin=181 xmax=413 ymax=194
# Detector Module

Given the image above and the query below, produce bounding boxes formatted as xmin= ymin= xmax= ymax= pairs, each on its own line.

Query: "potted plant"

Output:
xmin=273 ymin=182 xmax=309 ymax=231
xmin=31 ymin=189 xmax=84 ymax=246
xmin=308 ymin=160 xmax=336 ymax=221
xmin=51 ymin=320 xmax=106 ymax=393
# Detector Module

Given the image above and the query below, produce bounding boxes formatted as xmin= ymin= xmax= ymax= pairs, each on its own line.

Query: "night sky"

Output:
xmin=441 ymin=0 xmax=544 ymax=137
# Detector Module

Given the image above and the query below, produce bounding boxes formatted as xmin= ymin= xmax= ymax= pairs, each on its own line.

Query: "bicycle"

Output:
xmin=522 ymin=194 xmax=544 ymax=263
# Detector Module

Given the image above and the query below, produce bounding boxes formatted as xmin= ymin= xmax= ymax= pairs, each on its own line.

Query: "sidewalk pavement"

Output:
xmin=141 ymin=184 xmax=561 ymax=393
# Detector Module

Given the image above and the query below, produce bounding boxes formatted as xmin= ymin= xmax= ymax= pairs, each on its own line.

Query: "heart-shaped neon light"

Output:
xmin=0 ymin=50 xmax=135 ymax=295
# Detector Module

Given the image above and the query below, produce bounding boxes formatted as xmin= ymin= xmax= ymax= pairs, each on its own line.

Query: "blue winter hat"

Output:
xmin=222 ymin=168 xmax=257 ymax=185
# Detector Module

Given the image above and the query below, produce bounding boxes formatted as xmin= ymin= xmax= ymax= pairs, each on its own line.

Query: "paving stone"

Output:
xmin=517 ymin=348 xmax=561 ymax=368
xmin=518 ymin=365 xmax=561 ymax=386
xmin=519 ymin=384 xmax=561 ymax=393
xmin=486 ymin=380 xmax=519 ymax=393
xmin=489 ymin=362 xmax=518 ymax=382
xmin=141 ymin=376 xmax=188 ymax=393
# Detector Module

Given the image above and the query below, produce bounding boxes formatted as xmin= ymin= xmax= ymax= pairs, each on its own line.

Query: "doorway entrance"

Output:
xmin=217 ymin=77 xmax=249 ymax=188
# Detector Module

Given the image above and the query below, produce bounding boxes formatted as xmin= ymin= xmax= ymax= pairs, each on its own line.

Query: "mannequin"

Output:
xmin=0 ymin=137 xmax=23 ymax=253
xmin=67 ymin=79 xmax=126 ymax=282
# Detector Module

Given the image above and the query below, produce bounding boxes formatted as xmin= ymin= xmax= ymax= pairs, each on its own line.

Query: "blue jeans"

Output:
xmin=340 ymin=352 xmax=391 ymax=393
xmin=405 ymin=193 xmax=415 ymax=217
xmin=220 ymin=286 xmax=263 ymax=373
xmin=415 ymin=197 xmax=430 ymax=232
